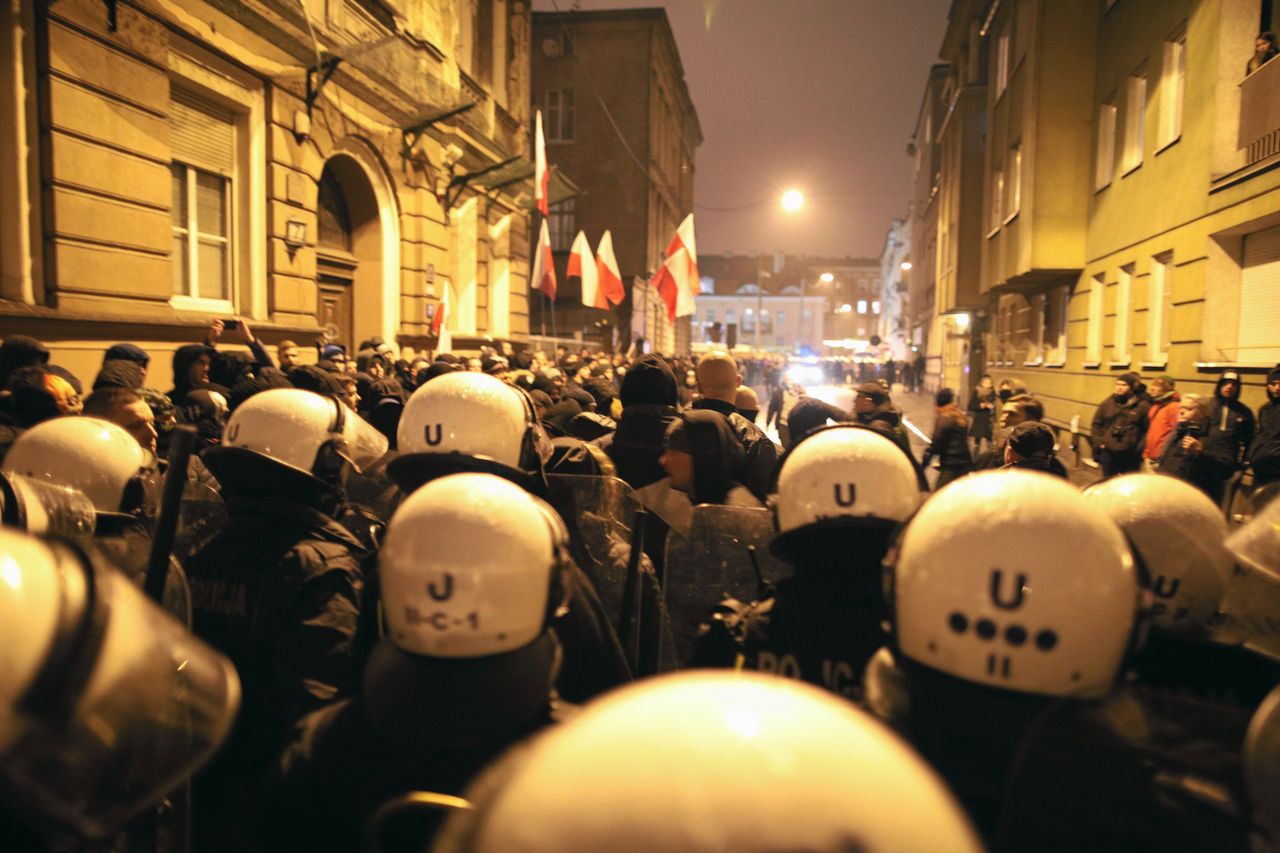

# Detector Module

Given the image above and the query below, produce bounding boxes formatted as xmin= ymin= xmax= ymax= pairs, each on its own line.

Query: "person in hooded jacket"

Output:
xmin=659 ymin=410 xmax=761 ymax=509
xmin=168 ymin=343 xmax=219 ymax=404
xmin=1091 ymin=372 xmax=1150 ymax=478
xmin=0 ymin=335 xmax=50 ymax=389
xmin=922 ymin=388 xmax=972 ymax=489
xmin=592 ymin=355 xmax=690 ymax=556
xmin=1248 ymin=365 xmax=1280 ymax=487
xmin=1210 ymin=369 xmax=1256 ymax=471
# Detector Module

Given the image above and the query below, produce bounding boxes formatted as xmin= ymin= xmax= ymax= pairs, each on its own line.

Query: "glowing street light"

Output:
xmin=780 ymin=189 xmax=805 ymax=212
xmin=819 ymin=272 xmax=834 ymax=283
xmin=900 ymin=261 xmax=913 ymax=271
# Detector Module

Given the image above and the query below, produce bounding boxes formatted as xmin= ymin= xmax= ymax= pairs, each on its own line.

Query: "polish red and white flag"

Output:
xmin=596 ymin=230 xmax=625 ymax=306
xmin=432 ymin=281 xmax=451 ymax=352
xmin=568 ymin=231 xmax=605 ymax=309
xmin=534 ymin=109 xmax=549 ymax=216
xmin=653 ymin=213 xmax=699 ymax=322
xmin=530 ymin=219 xmax=557 ymax=301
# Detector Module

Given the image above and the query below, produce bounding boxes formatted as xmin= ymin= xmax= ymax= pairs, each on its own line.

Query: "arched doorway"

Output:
xmin=316 ymin=150 xmax=398 ymax=350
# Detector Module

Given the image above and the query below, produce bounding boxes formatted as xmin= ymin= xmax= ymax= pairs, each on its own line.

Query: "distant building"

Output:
xmin=694 ymin=253 xmax=876 ymax=353
xmin=0 ymin=0 xmax=538 ymax=386
xmin=531 ymin=8 xmax=702 ymax=354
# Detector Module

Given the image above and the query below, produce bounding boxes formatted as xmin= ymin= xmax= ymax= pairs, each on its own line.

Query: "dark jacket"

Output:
xmin=857 ymin=407 xmax=913 ymax=458
xmin=1091 ymin=393 xmax=1150 ymax=453
xmin=1248 ymin=399 xmax=1280 ymax=485
xmin=1210 ymin=398 xmax=1255 ymax=470
xmin=594 ymin=403 xmax=677 ymax=491
xmin=691 ymin=397 xmax=779 ymax=501
xmin=1158 ymin=420 xmax=1238 ymax=505
xmin=967 ymin=387 xmax=996 ymax=440
xmin=187 ymin=497 xmax=370 ymax=751
xmin=691 ymin=565 xmax=885 ymax=702
xmin=923 ymin=404 xmax=973 ymax=472
xmin=168 ymin=343 xmax=216 ymax=403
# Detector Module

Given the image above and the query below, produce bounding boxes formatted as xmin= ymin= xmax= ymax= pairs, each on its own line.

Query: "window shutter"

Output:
xmin=169 ymin=88 xmax=235 ymax=174
xmin=1240 ymin=225 xmax=1280 ymax=361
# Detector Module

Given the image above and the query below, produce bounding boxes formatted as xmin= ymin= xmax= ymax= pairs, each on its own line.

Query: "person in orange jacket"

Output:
xmin=1144 ymin=375 xmax=1181 ymax=471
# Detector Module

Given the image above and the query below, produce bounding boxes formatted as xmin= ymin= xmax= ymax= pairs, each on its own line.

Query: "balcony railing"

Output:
xmin=1239 ymin=57 xmax=1280 ymax=167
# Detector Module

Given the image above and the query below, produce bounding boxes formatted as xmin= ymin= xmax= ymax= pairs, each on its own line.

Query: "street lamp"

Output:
xmin=780 ymin=189 xmax=805 ymax=212
xmin=819 ymin=272 xmax=834 ymax=283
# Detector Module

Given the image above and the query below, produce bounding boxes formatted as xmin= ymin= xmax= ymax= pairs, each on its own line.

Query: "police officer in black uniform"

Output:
xmin=186 ymin=387 xmax=387 ymax=851
xmin=691 ymin=425 xmax=925 ymax=701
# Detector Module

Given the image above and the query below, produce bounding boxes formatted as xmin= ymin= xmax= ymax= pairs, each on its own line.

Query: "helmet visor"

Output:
xmin=0 ymin=472 xmax=96 ymax=543
xmin=342 ymin=408 xmax=391 ymax=474
xmin=0 ymin=566 xmax=239 ymax=840
xmin=1226 ymin=496 xmax=1280 ymax=582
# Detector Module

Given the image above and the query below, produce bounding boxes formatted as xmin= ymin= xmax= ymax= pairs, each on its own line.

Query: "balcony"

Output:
xmin=1239 ymin=58 xmax=1280 ymax=168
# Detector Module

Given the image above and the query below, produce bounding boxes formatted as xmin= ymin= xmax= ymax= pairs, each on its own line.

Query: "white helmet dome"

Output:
xmin=395 ymin=372 xmax=541 ymax=471
xmin=894 ymin=470 xmax=1137 ymax=698
xmin=379 ymin=473 xmax=564 ymax=657
xmin=0 ymin=527 xmax=239 ymax=838
xmin=217 ymin=387 xmax=387 ymax=481
xmin=0 ymin=528 xmax=65 ymax=751
xmin=774 ymin=424 xmax=922 ymax=533
xmin=3 ymin=417 xmax=155 ymax=516
xmin=444 ymin=672 xmax=983 ymax=853
xmin=1083 ymin=473 xmax=1233 ymax=633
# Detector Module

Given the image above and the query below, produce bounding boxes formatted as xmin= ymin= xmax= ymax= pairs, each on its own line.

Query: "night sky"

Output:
xmin=531 ymin=0 xmax=952 ymax=259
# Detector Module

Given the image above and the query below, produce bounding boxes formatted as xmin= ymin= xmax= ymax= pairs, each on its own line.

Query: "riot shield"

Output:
xmin=1245 ymin=686 xmax=1280 ymax=845
xmin=173 ymin=480 xmax=228 ymax=566
xmin=1206 ymin=566 xmax=1280 ymax=664
xmin=663 ymin=504 xmax=791 ymax=665
xmin=346 ymin=451 xmax=403 ymax=522
xmin=547 ymin=474 xmax=674 ymax=674
xmin=0 ymin=471 xmax=96 ymax=543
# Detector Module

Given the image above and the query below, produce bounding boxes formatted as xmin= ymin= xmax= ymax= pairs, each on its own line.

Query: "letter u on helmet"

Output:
xmin=1083 ymin=473 xmax=1234 ymax=634
xmin=891 ymin=469 xmax=1138 ymax=699
xmin=769 ymin=424 xmax=924 ymax=561
xmin=388 ymin=372 xmax=550 ymax=493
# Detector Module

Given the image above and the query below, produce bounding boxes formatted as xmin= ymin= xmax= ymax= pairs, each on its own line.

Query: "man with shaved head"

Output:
xmin=691 ymin=351 xmax=778 ymax=501
xmin=734 ymin=386 xmax=761 ymax=425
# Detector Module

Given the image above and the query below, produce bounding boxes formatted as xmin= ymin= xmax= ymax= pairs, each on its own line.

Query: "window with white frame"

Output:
xmin=545 ymin=89 xmax=575 ymax=141
xmin=857 ymin=300 xmax=868 ymax=314
xmin=996 ymin=29 xmax=1010 ymax=96
xmin=705 ymin=308 xmax=715 ymax=324
xmin=990 ymin=170 xmax=1004 ymax=233
xmin=1114 ymin=264 xmax=1133 ymax=362
xmin=1238 ymin=225 xmax=1280 ymax=362
xmin=170 ymin=88 xmax=234 ymax=303
xmin=1027 ymin=292 xmax=1047 ymax=363
xmin=1157 ymin=33 xmax=1186 ymax=149
xmin=1095 ymin=99 xmax=1117 ymax=190
xmin=1122 ymin=73 xmax=1146 ymax=173
xmin=1147 ymin=252 xmax=1173 ymax=363
xmin=1007 ymin=143 xmax=1022 ymax=218
xmin=1087 ymin=273 xmax=1105 ymax=363
xmin=872 ymin=300 xmax=881 ymax=314
xmin=546 ymin=199 xmax=575 ymax=251
xmin=743 ymin=306 xmax=755 ymax=332
xmin=726 ymin=308 xmax=735 ymax=324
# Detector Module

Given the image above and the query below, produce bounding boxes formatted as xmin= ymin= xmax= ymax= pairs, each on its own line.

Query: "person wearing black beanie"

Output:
xmin=1248 ymin=365 xmax=1280 ymax=486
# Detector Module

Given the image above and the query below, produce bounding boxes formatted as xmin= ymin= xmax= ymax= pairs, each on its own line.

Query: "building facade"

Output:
xmin=910 ymin=0 xmax=1280 ymax=437
xmin=695 ymin=253 xmax=876 ymax=354
xmin=531 ymin=8 xmax=701 ymax=354
xmin=876 ymin=217 xmax=912 ymax=361
xmin=907 ymin=64 xmax=952 ymax=392
xmin=0 ymin=0 xmax=537 ymax=388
